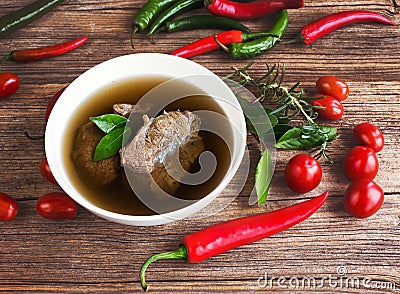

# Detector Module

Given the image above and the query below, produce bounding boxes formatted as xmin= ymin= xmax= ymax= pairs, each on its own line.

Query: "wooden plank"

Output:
xmin=0 ymin=0 xmax=399 ymax=293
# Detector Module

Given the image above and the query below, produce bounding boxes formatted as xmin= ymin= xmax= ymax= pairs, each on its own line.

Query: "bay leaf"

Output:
xmin=255 ymin=148 xmax=273 ymax=205
xmin=93 ymin=126 xmax=126 ymax=161
xmin=90 ymin=114 xmax=127 ymax=134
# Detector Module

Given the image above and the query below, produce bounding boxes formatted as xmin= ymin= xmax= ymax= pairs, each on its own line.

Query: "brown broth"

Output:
xmin=64 ymin=75 xmax=232 ymax=215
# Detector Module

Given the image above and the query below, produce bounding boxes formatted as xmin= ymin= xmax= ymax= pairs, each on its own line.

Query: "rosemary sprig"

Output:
xmin=227 ymin=63 xmax=317 ymax=123
xmin=227 ymin=63 xmax=338 ymax=163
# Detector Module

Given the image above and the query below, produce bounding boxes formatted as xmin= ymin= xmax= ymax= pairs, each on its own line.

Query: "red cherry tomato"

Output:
xmin=45 ymin=86 xmax=67 ymax=121
xmin=311 ymin=94 xmax=344 ymax=121
xmin=353 ymin=122 xmax=384 ymax=153
xmin=0 ymin=192 xmax=19 ymax=221
xmin=316 ymin=75 xmax=349 ymax=101
xmin=344 ymin=179 xmax=384 ymax=218
xmin=343 ymin=146 xmax=378 ymax=181
xmin=36 ymin=192 xmax=78 ymax=220
xmin=284 ymin=154 xmax=322 ymax=194
xmin=0 ymin=72 xmax=20 ymax=99
xmin=40 ymin=158 xmax=58 ymax=185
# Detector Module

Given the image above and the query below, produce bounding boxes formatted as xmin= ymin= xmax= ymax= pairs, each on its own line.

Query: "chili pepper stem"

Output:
xmin=140 ymin=245 xmax=187 ymax=291
xmin=213 ymin=36 xmax=229 ymax=52
xmin=131 ymin=28 xmax=139 ymax=49
xmin=281 ymin=38 xmax=300 ymax=45
xmin=24 ymin=131 xmax=45 ymax=140
xmin=149 ymin=36 xmax=156 ymax=44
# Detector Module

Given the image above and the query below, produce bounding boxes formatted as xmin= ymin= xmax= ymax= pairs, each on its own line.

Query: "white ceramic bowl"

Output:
xmin=45 ymin=53 xmax=246 ymax=226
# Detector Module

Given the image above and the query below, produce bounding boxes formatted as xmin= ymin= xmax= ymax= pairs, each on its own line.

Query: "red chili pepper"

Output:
xmin=171 ymin=30 xmax=275 ymax=58
xmin=171 ymin=30 xmax=243 ymax=58
xmin=140 ymin=191 xmax=329 ymax=291
xmin=298 ymin=10 xmax=396 ymax=45
xmin=205 ymin=0 xmax=303 ymax=20
xmin=3 ymin=36 xmax=88 ymax=62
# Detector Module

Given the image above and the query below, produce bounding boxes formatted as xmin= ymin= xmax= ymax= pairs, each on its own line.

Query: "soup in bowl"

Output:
xmin=45 ymin=53 xmax=246 ymax=226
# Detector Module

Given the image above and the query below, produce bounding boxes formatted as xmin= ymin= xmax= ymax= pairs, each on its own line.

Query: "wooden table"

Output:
xmin=1 ymin=0 xmax=399 ymax=293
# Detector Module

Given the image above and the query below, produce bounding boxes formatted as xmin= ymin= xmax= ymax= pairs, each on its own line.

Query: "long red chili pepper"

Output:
xmin=171 ymin=30 xmax=276 ymax=58
xmin=205 ymin=0 xmax=303 ymax=20
xmin=140 ymin=191 xmax=329 ymax=291
xmin=2 ymin=36 xmax=88 ymax=62
xmin=299 ymin=10 xmax=396 ymax=45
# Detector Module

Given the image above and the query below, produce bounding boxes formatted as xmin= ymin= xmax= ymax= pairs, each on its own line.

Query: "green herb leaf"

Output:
xmin=255 ymin=148 xmax=273 ymax=205
xmin=237 ymin=97 xmax=278 ymax=139
xmin=275 ymin=126 xmax=337 ymax=150
xmin=245 ymin=114 xmax=278 ymax=135
xmin=273 ymin=124 xmax=292 ymax=141
xmin=90 ymin=114 xmax=127 ymax=134
xmin=93 ymin=126 xmax=127 ymax=161
xmin=263 ymin=107 xmax=291 ymax=140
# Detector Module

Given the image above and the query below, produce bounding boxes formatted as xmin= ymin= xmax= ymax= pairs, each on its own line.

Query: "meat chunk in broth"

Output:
xmin=151 ymin=136 xmax=204 ymax=195
xmin=121 ymin=110 xmax=204 ymax=194
xmin=72 ymin=122 xmax=120 ymax=185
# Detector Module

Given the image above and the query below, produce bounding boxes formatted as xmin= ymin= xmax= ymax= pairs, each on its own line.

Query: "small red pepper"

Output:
xmin=3 ymin=36 xmax=88 ymax=62
xmin=298 ymin=10 xmax=396 ymax=45
xmin=140 ymin=191 xmax=329 ymax=291
xmin=171 ymin=30 xmax=275 ymax=58
xmin=205 ymin=0 xmax=303 ymax=20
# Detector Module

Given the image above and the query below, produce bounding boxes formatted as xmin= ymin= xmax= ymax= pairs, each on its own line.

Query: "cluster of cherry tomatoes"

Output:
xmin=311 ymin=75 xmax=348 ymax=120
xmin=0 ymin=158 xmax=78 ymax=221
xmin=343 ymin=123 xmax=384 ymax=218
xmin=284 ymin=75 xmax=385 ymax=219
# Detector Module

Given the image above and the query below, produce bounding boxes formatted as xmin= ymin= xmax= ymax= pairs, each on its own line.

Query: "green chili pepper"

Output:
xmin=132 ymin=0 xmax=177 ymax=33
xmin=230 ymin=9 xmax=289 ymax=59
xmin=131 ymin=0 xmax=178 ymax=47
xmin=0 ymin=0 xmax=64 ymax=39
xmin=164 ymin=15 xmax=251 ymax=33
xmin=147 ymin=0 xmax=203 ymax=36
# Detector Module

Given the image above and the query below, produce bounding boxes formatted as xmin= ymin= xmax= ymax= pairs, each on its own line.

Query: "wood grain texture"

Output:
xmin=0 ymin=0 xmax=399 ymax=293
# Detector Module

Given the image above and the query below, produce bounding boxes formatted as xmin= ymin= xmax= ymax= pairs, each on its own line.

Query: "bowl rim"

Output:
xmin=45 ymin=53 xmax=247 ymax=226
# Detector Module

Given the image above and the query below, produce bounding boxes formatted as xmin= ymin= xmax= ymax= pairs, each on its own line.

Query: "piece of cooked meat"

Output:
xmin=150 ymin=136 xmax=204 ymax=195
xmin=121 ymin=110 xmax=204 ymax=195
xmin=71 ymin=121 xmax=120 ymax=185
xmin=113 ymin=103 xmax=134 ymax=117
xmin=121 ymin=110 xmax=201 ymax=174
xmin=113 ymin=103 xmax=148 ymax=117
